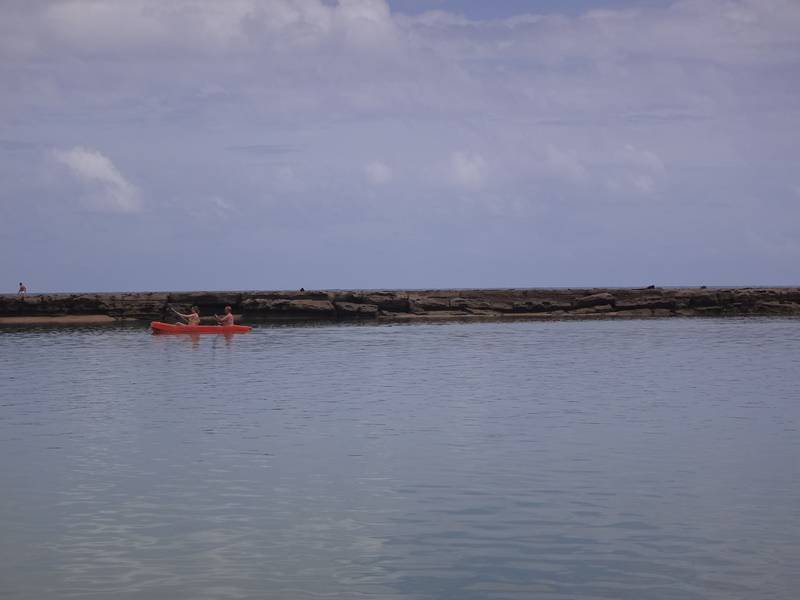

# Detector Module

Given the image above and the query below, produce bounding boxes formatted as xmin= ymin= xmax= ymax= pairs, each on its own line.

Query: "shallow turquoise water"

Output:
xmin=1 ymin=318 xmax=799 ymax=599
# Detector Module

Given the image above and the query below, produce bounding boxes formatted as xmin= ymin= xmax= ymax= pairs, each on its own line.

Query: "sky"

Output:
xmin=1 ymin=0 xmax=799 ymax=292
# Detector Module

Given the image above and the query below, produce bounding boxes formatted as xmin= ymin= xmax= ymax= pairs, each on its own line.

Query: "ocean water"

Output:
xmin=1 ymin=318 xmax=798 ymax=600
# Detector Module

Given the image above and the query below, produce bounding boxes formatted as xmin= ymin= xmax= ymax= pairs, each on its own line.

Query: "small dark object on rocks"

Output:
xmin=646 ymin=284 xmax=655 ymax=289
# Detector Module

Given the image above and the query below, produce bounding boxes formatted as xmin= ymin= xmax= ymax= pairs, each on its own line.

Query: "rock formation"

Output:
xmin=1 ymin=287 xmax=799 ymax=325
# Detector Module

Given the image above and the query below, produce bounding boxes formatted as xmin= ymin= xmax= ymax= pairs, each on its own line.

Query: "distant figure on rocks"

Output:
xmin=17 ymin=282 xmax=26 ymax=298
xmin=300 ymin=288 xmax=305 ymax=292
xmin=215 ymin=306 xmax=235 ymax=326
xmin=171 ymin=305 xmax=201 ymax=326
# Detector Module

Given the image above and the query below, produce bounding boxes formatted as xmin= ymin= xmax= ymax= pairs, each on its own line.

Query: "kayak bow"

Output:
xmin=150 ymin=321 xmax=252 ymax=334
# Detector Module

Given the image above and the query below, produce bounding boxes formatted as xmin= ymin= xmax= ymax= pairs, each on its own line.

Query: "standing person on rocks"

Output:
xmin=215 ymin=306 xmax=235 ymax=326
xmin=17 ymin=282 xmax=26 ymax=298
xmin=171 ymin=305 xmax=201 ymax=326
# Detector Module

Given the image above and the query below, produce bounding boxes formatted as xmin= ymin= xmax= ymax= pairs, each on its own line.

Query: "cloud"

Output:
xmin=52 ymin=146 xmax=141 ymax=213
xmin=615 ymin=145 xmax=665 ymax=194
xmin=628 ymin=173 xmax=656 ymax=195
xmin=621 ymin=144 xmax=664 ymax=173
xmin=335 ymin=0 xmax=396 ymax=47
xmin=544 ymin=145 xmax=587 ymax=182
xmin=365 ymin=160 xmax=392 ymax=184
xmin=3 ymin=1 xmax=800 ymax=288
xmin=450 ymin=151 xmax=487 ymax=189
xmin=201 ymin=196 xmax=238 ymax=221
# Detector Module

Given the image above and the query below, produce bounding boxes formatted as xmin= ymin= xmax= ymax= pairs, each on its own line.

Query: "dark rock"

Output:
xmin=409 ymin=297 xmax=451 ymax=312
xmin=450 ymin=299 xmax=513 ymax=312
xmin=675 ymin=290 xmax=718 ymax=308
xmin=753 ymin=301 xmax=800 ymax=315
xmin=689 ymin=293 xmax=719 ymax=308
xmin=573 ymin=292 xmax=616 ymax=309
xmin=512 ymin=300 xmax=572 ymax=313
xmin=248 ymin=290 xmax=331 ymax=302
xmin=363 ymin=292 xmax=410 ymax=312
xmin=168 ymin=292 xmax=242 ymax=306
xmin=242 ymin=298 xmax=336 ymax=319
xmin=615 ymin=298 xmax=676 ymax=311
xmin=777 ymin=289 xmax=800 ymax=303
xmin=334 ymin=302 xmax=379 ymax=318
xmin=573 ymin=304 xmax=615 ymax=314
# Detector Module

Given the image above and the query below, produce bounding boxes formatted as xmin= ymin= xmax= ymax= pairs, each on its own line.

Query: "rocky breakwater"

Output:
xmin=369 ymin=287 xmax=800 ymax=320
xmin=2 ymin=287 xmax=800 ymax=326
xmin=1 ymin=287 xmax=799 ymax=325
xmin=0 ymin=292 xmax=172 ymax=325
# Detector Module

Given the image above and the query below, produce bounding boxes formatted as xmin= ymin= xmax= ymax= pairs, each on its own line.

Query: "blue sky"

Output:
xmin=1 ymin=0 xmax=799 ymax=292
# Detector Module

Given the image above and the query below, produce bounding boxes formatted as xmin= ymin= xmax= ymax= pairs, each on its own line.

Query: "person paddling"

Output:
xmin=171 ymin=305 xmax=201 ymax=326
xmin=215 ymin=306 xmax=235 ymax=326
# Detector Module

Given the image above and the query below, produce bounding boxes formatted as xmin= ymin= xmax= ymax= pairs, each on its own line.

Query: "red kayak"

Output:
xmin=151 ymin=321 xmax=252 ymax=334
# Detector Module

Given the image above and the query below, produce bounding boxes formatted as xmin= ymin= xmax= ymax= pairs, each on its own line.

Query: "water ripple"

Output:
xmin=1 ymin=318 xmax=799 ymax=599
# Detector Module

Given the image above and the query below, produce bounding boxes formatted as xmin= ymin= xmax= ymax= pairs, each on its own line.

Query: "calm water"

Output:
xmin=1 ymin=318 xmax=799 ymax=599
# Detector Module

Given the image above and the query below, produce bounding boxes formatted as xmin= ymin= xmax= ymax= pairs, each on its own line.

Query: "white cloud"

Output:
xmin=544 ymin=145 xmax=587 ymax=182
xmin=210 ymin=196 xmax=237 ymax=218
xmin=628 ymin=173 xmax=656 ymax=195
xmin=621 ymin=144 xmax=664 ymax=173
xmin=616 ymin=145 xmax=664 ymax=194
xmin=2 ymin=1 xmax=800 ymax=289
xmin=53 ymin=146 xmax=141 ymax=213
xmin=6 ymin=0 xmax=799 ymax=70
xmin=190 ymin=196 xmax=238 ymax=221
xmin=596 ymin=144 xmax=666 ymax=196
xmin=28 ymin=0 xmax=400 ymax=57
xmin=450 ymin=151 xmax=487 ymax=189
xmin=335 ymin=0 xmax=396 ymax=47
xmin=365 ymin=160 xmax=392 ymax=184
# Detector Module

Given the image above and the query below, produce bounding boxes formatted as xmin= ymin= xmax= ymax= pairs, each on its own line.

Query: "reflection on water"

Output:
xmin=1 ymin=318 xmax=799 ymax=599
xmin=150 ymin=330 xmax=238 ymax=347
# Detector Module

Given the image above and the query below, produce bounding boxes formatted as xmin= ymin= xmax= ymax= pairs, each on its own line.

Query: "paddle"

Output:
xmin=167 ymin=304 xmax=188 ymax=324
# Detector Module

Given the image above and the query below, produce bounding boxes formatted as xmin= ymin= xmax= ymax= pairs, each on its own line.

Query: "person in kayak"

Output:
xmin=171 ymin=305 xmax=201 ymax=326
xmin=215 ymin=306 xmax=235 ymax=326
